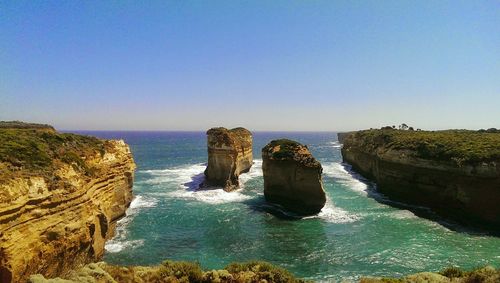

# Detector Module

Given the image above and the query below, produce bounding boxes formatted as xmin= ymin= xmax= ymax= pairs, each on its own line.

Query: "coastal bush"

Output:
xmin=348 ymin=129 xmax=500 ymax=164
xmin=225 ymin=261 xmax=307 ymax=283
xmin=159 ymin=260 xmax=204 ymax=282
xmin=362 ymin=266 xmax=500 ymax=282
xmin=440 ymin=266 xmax=466 ymax=278
xmin=264 ymin=139 xmax=302 ymax=159
xmin=0 ymin=124 xmax=107 ymax=182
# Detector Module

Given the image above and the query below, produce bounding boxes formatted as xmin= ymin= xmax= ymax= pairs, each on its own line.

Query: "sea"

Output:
xmin=72 ymin=131 xmax=500 ymax=282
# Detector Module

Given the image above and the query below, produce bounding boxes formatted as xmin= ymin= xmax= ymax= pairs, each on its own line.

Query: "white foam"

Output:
xmin=329 ymin=141 xmax=342 ymax=148
xmin=304 ymin=198 xmax=359 ymax=223
xmin=239 ymin=159 xmax=263 ymax=187
xmin=141 ymin=162 xmax=259 ymax=204
xmin=130 ymin=195 xmax=158 ymax=209
xmin=167 ymin=188 xmax=252 ymax=204
xmin=390 ymin=209 xmax=418 ymax=220
xmin=105 ymin=239 xmax=145 ymax=253
xmin=104 ymin=195 xmax=156 ymax=253
xmin=140 ymin=163 xmax=207 ymax=187
xmin=323 ymin=162 xmax=370 ymax=195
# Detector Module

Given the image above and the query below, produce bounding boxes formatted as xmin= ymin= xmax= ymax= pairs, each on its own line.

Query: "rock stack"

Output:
xmin=203 ymin=127 xmax=253 ymax=192
xmin=262 ymin=139 xmax=326 ymax=215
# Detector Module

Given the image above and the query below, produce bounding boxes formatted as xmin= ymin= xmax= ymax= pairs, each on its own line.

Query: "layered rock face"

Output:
xmin=203 ymin=127 xmax=253 ymax=191
xmin=0 ymin=124 xmax=135 ymax=282
xmin=340 ymin=129 xmax=500 ymax=230
xmin=262 ymin=139 xmax=326 ymax=215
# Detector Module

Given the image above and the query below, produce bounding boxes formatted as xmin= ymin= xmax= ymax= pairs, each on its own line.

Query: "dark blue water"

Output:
xmin=72 ymin=131 xmax=500 ymax=281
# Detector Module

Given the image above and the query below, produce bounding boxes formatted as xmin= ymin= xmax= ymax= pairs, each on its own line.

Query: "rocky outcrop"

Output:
xmin=203 ymin=127 xmax=253 ymax=192
xmin=0 ymin=124 xmax=135 ymax=282
xmin=337 ymin=132 xmax=353 ymax=144
xmin=262 ymin=139 xmax=326 ymax=215
xmin=340 ymin=129 xmax=500 ymax=230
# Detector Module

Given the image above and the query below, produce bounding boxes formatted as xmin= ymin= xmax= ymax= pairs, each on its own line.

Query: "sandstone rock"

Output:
xmin=340 ymin=130 xmax=500 ymax=231
xmin=0 ymin=127 xmax=135 ymax=282
xmin=262 ymin=139 xmax=326 ymax=215
xmin=203 ymin=127 xmax=253 ymax=192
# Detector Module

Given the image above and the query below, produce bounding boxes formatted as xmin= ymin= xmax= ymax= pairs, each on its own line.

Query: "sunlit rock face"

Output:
xmin=262 ymin=139 xmax=326 ymax=215
xmin=339 ymin=130 xmax=500 ymax=231
xmin=0 ymin=125 xmax=135 ymax=283
xmin=203 ymin=127 xmax=253 ymax=192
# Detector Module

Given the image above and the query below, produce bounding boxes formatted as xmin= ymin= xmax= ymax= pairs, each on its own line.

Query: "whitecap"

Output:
xmin=304 ymin=198 xmax=359 ymax=223
xmin=130 ymin=195 xmax=158 ymax=210
xmin=239 ymin=159 xmax=263 ymax=187
xmin=167 ymin=188 xmax=252 ymax=204
xmin=140 ymin=163 xmax=207 ymax=188
xmin=329 ymin=141 xmax=342 ymax=148
xmin=105 ymin=239 xmax=145 ymax=253
xmin=141 ymin=162 xmax=257 ymax=204
xmin=323 ymin=162 xmax=371 ymax=195
xmin=104 ymin=195 xmax=156 ymax=253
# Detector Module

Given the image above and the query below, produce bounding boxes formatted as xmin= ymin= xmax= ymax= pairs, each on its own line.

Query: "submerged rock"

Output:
xmin=203 ymin=127 xmax=253 ymax=192
xmin=262 ymin=139 xmax=326 ymax=215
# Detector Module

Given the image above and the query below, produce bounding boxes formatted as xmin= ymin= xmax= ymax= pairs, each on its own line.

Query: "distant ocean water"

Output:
xmin=73 ymin=131 xmax=500 ymax=281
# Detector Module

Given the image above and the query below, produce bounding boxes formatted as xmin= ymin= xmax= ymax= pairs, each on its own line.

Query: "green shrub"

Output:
xmin=159 ymin=260 xmax=204 ymax=282
xmin=225 ymin=261 xmax=306 ymax=283
xmin=345 ymin=129 xmax=500 ymax=164
xmin=440 ymin=266 xmax=466 ymax=278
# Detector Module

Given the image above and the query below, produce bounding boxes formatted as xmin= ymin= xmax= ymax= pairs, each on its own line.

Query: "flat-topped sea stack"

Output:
xmin=262 ymin=139 xmax=326 ymax=215
xmin=0 ymin=122 xmax=135 ymax=282
xmin=203 ymin=127 xmax=253 ymax=192
xmin=340 ymin=128 xmax=500 ymax=230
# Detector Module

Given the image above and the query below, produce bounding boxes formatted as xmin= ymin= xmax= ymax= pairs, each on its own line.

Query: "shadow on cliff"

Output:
xmin=341 ymin=163 xmax=500 ymax=237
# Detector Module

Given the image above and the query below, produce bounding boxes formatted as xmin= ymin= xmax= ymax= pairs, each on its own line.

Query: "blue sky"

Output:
xmin=1 ymin=1 xmax=499 ymax=131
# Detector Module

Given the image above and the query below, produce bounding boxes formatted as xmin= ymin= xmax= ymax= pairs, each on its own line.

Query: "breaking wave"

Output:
xmin=105 ymin=195 xmax=157 ymax=253
xmin=322 ymin=162 xmax=371 ymax=195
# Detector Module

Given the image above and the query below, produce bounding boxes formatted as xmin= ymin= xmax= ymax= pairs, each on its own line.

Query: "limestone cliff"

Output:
xmin=203 ymin=127 xmax=253 ymax=192
xmin=336 ymin=132 xmax=353 ymax=144
xmin=0 ymin=123 xmax=135 ymax=282
xmin=340 ymin=129 xmax=500 ymax=230
xmin=262 ymin=139 xmax=326 ymax=215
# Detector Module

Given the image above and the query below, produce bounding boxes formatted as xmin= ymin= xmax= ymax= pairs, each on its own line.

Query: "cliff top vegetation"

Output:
xmin=0 ymin=121 xmax=55 ymax=131
xmin=207 ymin=127 xmax=252 ymax=148
xmin=0 ymin=124 xmax=109 ymax=183
xmin=345 ymin=129 xmax=500 ymax=164
xmin=263 ymin=139 xmax=321 ymax=168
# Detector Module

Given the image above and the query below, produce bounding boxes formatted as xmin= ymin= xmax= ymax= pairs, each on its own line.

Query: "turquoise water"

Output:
xmin=78 ymin=131 xmax=500 ymax=282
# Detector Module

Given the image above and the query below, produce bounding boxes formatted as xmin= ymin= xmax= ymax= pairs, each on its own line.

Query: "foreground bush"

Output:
xmin=29 ymin=260 xmax=310 ymax=283
xmin=361 ymin=266 xmax=500 ymax=283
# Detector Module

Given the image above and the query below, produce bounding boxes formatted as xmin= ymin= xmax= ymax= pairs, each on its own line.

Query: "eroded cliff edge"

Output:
xmin=262 ymin=139 xmax=326 ymax=215
xmin=203 ymin=127 xmax=253 ymax=191
xmin=0 ymin=123 xmax=135 ymax=282
xmin=340 ymin=129 xmax=500 ymax=230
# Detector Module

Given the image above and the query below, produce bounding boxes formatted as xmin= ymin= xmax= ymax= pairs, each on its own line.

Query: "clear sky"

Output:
xmin=1 ymin=1 xmax=499 ymax=131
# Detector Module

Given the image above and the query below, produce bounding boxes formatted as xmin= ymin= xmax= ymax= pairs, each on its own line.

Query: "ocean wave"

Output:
xmin=139 ymin=163 xmax=207 ymax=187
xmin=104 ymin=195 xmax=156 ymax=253
xmin=141 ymin=161 xmax=265 ymax=204
xmin=167 ymin=189 xmax=252 ymax=204
xmin=322 ymin=162 xmax=371 ymax=195
xmin=239 ymin=159 xmax=263 ymax=187
xmin=329 ymin=141 xmax=342 ymax=148
xmin=105 ymin=239 xmax=145 ymax=253
xmin=304 ymin=198 xmax=359 ymax=223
